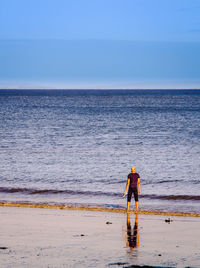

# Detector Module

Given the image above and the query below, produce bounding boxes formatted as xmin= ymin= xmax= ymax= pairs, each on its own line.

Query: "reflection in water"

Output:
xmin=125 ymin=213 xmax=140 ymax=250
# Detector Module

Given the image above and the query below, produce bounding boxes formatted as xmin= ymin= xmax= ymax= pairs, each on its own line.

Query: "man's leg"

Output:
xmin=127 ymin=188 xmax=132 ymax=213
xmin=133 ymin=188 xmax=139 ymax=211
xmin=127 ymin=201 xmax=130 ymax=213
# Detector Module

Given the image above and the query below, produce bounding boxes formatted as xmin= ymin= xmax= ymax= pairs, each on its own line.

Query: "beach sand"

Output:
xmin=0 ymin=206 xmax=200 ymax=268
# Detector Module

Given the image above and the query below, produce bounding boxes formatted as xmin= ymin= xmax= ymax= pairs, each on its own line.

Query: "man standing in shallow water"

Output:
xmin=123 ymin=166 xmax=141 ymax=212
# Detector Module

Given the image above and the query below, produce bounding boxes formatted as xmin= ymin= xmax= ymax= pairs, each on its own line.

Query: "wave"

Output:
xmin=0 ymin=187 xmax=200 ymax=201
xmin=1 ymin=178 xmax=199 ymax=187
xmin=156 ymin=179 xmax=180 ymax=184
xmin=144 ymin=194 xmax=200 ymax=201
xmin=0 ymin=187 xmax=119 ymax=197
xmin=0 ymin=201 xmax=199 ymax=217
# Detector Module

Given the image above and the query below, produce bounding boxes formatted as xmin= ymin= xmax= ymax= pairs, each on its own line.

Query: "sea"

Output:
xmin=0 ymin=89 xmax=200 ymax=214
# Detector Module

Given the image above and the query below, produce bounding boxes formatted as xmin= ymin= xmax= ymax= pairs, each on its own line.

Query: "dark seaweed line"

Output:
xmin=0 ymin=187 xmax=200 ymax=201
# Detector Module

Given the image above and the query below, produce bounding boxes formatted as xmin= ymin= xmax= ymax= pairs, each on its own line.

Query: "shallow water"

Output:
xmin=0 ymin=89 xmax=200 ymax=213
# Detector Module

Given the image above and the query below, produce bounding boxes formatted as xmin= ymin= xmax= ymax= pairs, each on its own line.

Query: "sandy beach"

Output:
xmin=0 ymin=206 xmax=200 ymax=268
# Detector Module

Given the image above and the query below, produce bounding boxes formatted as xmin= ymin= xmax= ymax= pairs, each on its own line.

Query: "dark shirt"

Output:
xmin=128 ymin=172 xmax=140 ymax=189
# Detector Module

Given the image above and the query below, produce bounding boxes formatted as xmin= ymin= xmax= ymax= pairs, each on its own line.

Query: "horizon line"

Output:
xmin=1 ymin=38 xmax=200 ymax=44
xmin=0 ymin=88 xmax=200 ymax=90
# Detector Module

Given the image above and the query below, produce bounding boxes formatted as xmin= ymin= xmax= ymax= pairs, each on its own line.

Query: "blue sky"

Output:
xmin=0 ymin=0 xmax=200 ymax=89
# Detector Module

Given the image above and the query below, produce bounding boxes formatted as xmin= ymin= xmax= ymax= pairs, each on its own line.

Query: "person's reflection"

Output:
xmin=126 ymin=213 xmax=140 ymax=250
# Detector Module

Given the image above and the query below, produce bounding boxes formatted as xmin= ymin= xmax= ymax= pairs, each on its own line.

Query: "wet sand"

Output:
xmin=0 ymin=206 xmax=200 ymax=268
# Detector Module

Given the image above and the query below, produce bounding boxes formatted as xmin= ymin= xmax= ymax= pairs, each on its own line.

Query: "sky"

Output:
xmin=0 ymin=0 xmax=200 ymax=89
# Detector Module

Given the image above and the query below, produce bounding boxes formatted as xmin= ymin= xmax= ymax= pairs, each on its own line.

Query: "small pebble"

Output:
xmin=0 ymin=247 xmax=8 ymax=250
xmin=165 ymin=218 xmax=173 ymax=223
xmin=106 ymin=222 xmax=112 ymax=224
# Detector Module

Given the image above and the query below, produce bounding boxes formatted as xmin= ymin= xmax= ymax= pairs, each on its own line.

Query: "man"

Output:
xmin=123 ymin=166 xmax=141 ymax=212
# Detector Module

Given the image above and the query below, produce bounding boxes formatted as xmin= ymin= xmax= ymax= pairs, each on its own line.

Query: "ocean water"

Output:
xmin=0 ymin=89 xmax=200 ymax=214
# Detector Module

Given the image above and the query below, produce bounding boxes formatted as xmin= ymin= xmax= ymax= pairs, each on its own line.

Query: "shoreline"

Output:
xmin=0 ymin=201 xmax=200 ymax=217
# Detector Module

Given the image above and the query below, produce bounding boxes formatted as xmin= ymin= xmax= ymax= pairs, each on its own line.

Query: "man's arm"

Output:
xmin=123 ymin=178 xmax=130 ymax=197
xmin=138 ymin=178 xmax=141 ymax=194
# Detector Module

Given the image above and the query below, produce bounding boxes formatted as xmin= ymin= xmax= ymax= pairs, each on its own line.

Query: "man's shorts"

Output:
xmin=127 ymin=187 xmax=138 ymax=202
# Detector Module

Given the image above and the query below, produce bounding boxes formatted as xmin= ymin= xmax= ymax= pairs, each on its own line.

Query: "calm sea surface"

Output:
xmin=0 ymin=89 xmax=200 ymax=213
